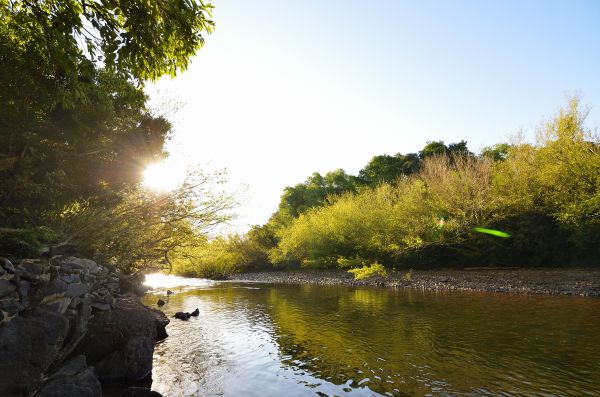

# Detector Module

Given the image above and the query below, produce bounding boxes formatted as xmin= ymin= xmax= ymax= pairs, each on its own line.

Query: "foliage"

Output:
xmin=0 ymin=0 xmax=232 ymax=273
xmin=348 ymin=263 xmax=388 ymax=280
xmin=358 ymin=153 xmax=420 ymax=185
xmin=481 ymin=143 xmax=512 ymax=161
xmin=170 ymin=231 xmax=270 ymax=279
xmin=237 ymin=98 xmax=599 ymax=273
xmin=51 ymin=168 xmax=235 ymax=273
xmin=1 ymin=0 xmax=214 ymax=81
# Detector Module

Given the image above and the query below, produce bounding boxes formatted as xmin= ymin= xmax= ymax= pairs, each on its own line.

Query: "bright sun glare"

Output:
xmin=142 ymin=161 xmax=185 ymax=191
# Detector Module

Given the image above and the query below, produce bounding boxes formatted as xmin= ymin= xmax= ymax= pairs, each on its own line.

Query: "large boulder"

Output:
xmin=37 ymin=355 xmax=101 ymax=397
xmin=77 ymin=297 xmax=169 ymax=383
xmin=0 ymin=308 xmax=69 ymax=396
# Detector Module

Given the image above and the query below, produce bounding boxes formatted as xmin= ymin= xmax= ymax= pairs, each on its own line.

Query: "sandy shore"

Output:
xmin=229 ymin=268 xmax=600 ymax=297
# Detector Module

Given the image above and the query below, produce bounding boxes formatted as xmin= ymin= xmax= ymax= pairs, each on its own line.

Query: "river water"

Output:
xmin=142 ymin=274 xmax=600 ymax=397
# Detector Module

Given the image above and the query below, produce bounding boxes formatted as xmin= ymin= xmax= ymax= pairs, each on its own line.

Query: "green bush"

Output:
xmin=348 ymin=263 xmax=388 ymax=280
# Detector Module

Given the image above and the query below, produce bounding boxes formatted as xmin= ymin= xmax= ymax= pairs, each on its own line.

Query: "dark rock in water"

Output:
xmin=190 ymin=308 xmax=199 ymax=317
xmin=77 ymin=297 xmax=168 ymax=383
xmin=166 ymin=290 xmax=174 ymax=295
xmin=0 ymin=307 xmax=69 ymax=396
xmin=120 ymin=387 xmax=164 ymax=397
xmin=174 ymin=311 xmax=191 ymax=320
xmin=37 ymin=355 xmax=101 ymax=397
xmin=157 ymin=299 xmax=165 ymax=306
xmin=0 ymin=279 xmax=16 ymax=298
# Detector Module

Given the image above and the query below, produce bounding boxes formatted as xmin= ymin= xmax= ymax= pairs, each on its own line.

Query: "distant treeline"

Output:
xmin=172 ymin=98 xmax=600 ymax=278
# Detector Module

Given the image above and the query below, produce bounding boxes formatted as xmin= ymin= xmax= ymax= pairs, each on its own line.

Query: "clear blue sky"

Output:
xmin=147 ymin=0 xmax=600 ymax=231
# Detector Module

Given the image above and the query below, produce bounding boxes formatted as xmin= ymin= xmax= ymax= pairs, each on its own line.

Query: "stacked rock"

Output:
xmin=0 ymin=256 xmax=168 ymax=397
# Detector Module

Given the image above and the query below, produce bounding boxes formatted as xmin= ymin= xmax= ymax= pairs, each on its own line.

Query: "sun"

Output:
xmin=142 ymin=161 xmax=185 ymax=191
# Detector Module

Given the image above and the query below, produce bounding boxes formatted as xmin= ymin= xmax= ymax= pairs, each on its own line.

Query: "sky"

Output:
xmin=146 ymin=0 xmax=600 ymax=232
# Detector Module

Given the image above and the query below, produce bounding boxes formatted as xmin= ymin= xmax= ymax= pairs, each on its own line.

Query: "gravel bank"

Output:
xmin=229 ymin=268 xmax=600 ymax=297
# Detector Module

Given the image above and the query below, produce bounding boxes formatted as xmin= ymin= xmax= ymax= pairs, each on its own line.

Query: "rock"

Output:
xmin=0 ymin=308 xmax=70 ymax=396
xmin=41 ymin=295 xmax=72 ymax=314
xmin=93 ymin=336 xmax=155 ymax=382
xmin=190 ymin=308 xmax=199 ymax=317
xmin=53 ymin=296 xmax=92 ymax=364
xmin=50 ymin=256 xmax=100 ymax=275
xmin=157 ymin=299 xmax=165 ymax=306
xmin=16 ymin=265 xmax=41 ymax=283
xmin=21 ymin=259 xmax=45 ymax=276
xmin=118 ymin=273 xmax=148 ymax=297
xmin=18 ymin=280 xmax=31 ymax=306
xmin=66 ymin=283 xmax=90 ymax=297
xmin=120 ymin=387 xmax=164 ymax=397
xmin=0 ymin=279 xmax=16 ymax=297
xmin=61 ymin=274 xmax=82 ymax=284
xmin=149 ymin=308 xmax=169 ymax=341
xmin=77 ymin=297 xmax=164 ymax=383
xmin=0 ymin=293 xmax=25 ymax=315
xmin=166 ymin=290 xmax=174 ymax=295
xmin=37 ymin=355 xmax=101 ymax=397
xmin=44 ymin=279 xmax=68 ymax=295
xmin=174 ymin=311 xmax=191 ymax=321
xmin=0 ymin=257 xmax=15 ymax=273
xmin=91 ymin=302 xmax=111 ymax=311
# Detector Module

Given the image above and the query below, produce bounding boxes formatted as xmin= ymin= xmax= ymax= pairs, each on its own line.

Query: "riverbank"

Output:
xmin=0 ymin=256 xmax=168 ymax=397
xmin=229 ymin=268 xmax=600 ymax=297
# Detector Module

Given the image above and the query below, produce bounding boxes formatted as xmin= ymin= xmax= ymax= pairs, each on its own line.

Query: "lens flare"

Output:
xmin=473 ymin=227 xmax=511 ymax=238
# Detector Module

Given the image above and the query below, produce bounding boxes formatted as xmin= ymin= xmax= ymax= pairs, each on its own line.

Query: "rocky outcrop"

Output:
xmin=76 ymin=296 xmax=168 ymax=382
xmin=37 ymin=356 xmax=102 ymax=397
xmin=0 ymin=256 xmax=167 ymax=397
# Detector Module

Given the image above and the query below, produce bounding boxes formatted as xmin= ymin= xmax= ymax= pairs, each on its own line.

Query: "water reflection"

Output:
xmin=143 ymin=277 xmax=600 ymax=396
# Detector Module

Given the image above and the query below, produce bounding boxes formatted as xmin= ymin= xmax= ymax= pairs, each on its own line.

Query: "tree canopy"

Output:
xmin=1 ymin=0 xmax=215 ymax=81
xmin=0 ymin=0 xmax=231 ymax=273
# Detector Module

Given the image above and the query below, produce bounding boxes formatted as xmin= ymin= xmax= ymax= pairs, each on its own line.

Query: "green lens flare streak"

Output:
xmin=473 ymin=227 xmax=511 ymax=238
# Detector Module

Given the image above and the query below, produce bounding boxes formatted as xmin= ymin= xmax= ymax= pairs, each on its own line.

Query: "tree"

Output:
xmin=55 ymin=168 xmax=236 ymax=273
xmin=1 ymin=0 xmax=215 ymax=81
xmin=0 ymin=0 xmax=224 ymax=264
xmin=481 ymin=143 xmax=511 ymax=161
xmin=358 ymin=153 xmax=420 ymax=185
xmin=419 ymin=141 xmax=448 ymax=159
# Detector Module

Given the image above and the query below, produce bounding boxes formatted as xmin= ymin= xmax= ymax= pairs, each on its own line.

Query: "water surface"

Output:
xmin=143 ymin=275 xmax=600 ymax=396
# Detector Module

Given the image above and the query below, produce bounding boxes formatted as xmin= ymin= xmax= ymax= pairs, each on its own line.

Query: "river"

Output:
xmin=142 ymin=274 xmax=600 ymax=397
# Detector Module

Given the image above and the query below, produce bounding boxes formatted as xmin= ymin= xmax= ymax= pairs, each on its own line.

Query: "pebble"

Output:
xmin=229 ymin=269 xmax=600 ymax=297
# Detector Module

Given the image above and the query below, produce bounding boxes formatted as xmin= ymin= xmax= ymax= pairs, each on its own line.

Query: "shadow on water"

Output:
xmin=142 ymin=277 xmax=600 ymax=397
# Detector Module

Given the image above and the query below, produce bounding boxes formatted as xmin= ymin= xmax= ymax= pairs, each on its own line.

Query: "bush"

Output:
xmin=348 ymin=263 xmax=388 ymax=280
